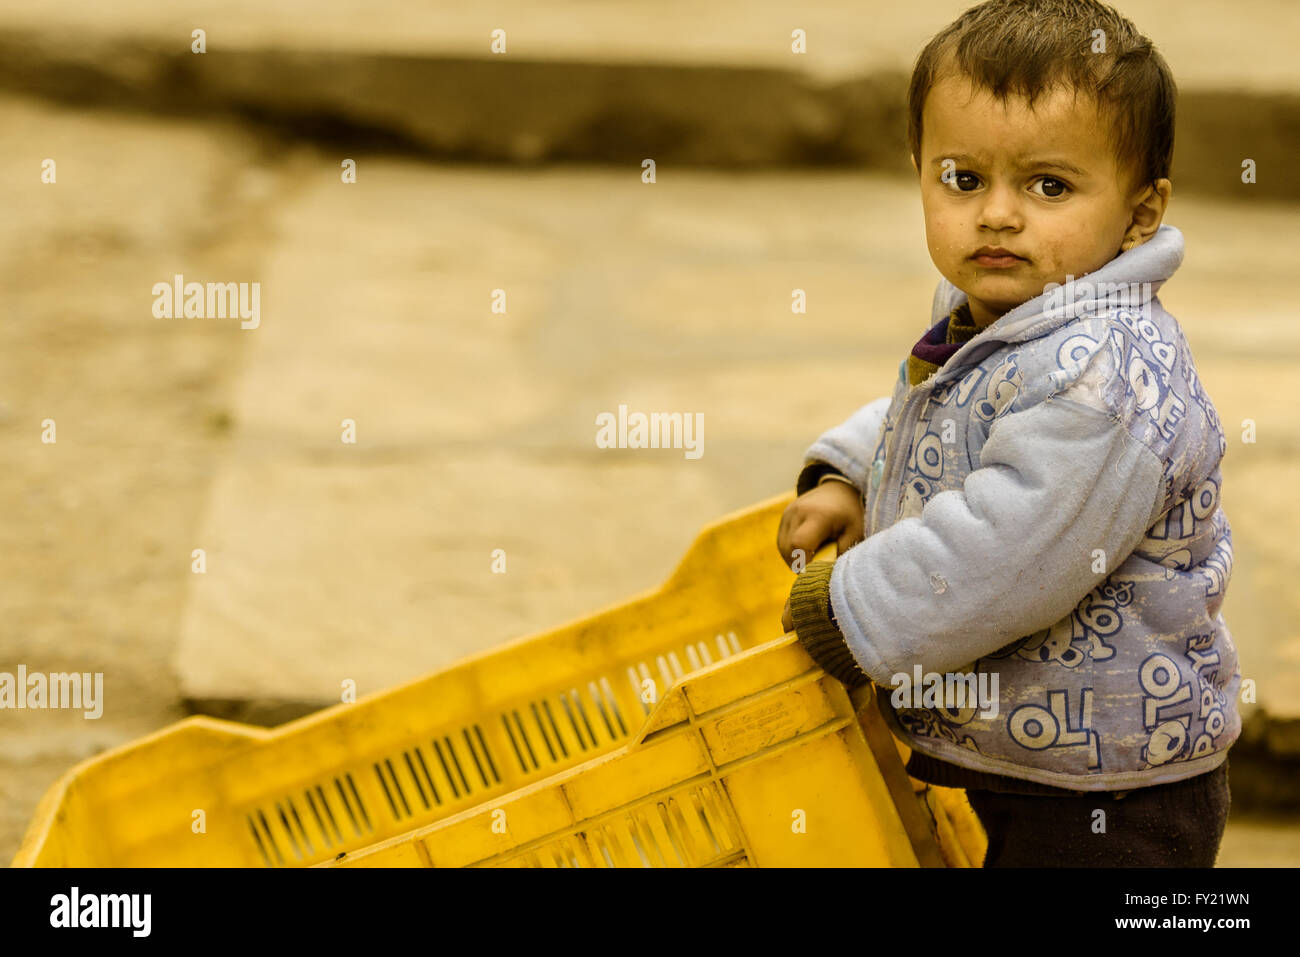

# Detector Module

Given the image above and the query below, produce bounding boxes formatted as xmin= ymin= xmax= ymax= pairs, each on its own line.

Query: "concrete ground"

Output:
xmin=2 ymin=91 xmax=1298 ymax=865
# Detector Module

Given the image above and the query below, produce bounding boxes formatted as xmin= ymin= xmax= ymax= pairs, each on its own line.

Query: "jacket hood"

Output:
xmin=927 ymin=223 xmax=1185 ymax=353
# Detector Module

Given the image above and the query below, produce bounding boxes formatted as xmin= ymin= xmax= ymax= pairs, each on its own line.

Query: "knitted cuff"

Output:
xmin=796 ymin=462 xmax=842 ymax=497
xmin=788 ymin=559 xmax=869 ymax=687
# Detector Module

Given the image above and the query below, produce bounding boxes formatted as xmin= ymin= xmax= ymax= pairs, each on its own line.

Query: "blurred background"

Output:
xmin=2 ymin=0 xmax=1298 ymax=865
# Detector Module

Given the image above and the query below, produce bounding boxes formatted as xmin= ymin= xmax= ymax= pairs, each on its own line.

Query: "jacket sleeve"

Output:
xmin=796 ymin=395 xmax=893 ymax=495
xmin=827 ymin=387 xmax=1168 ymax=681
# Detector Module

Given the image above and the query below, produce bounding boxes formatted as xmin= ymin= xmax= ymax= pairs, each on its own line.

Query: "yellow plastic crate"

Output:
xmin=14 ymin=493 xmax=985 ymax=868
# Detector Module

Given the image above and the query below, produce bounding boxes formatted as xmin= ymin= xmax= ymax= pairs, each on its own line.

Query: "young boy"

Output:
xmin=777 ymin=0 xmax=1239 ymax=867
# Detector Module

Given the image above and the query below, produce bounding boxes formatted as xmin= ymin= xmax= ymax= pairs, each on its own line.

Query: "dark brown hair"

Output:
xmin=907 ymin=0 xmax=1176 ymax=192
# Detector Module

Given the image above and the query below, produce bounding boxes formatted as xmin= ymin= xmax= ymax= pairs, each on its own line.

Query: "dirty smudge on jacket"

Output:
xmin=803 ymin=224 xmax=1239 ymax=791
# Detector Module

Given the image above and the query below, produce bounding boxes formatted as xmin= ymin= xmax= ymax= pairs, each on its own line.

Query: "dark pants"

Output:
xmin=966 ymin=759 xmax=1231 ymax=867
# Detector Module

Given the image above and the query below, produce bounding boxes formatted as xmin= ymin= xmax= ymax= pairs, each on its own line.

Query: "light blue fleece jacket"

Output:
xmin=803 ymin=224 xmax=1240 ymax=790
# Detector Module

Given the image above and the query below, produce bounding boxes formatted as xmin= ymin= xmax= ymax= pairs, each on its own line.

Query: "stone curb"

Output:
xmin=1 ymin=28 xmax=1296 ymax=200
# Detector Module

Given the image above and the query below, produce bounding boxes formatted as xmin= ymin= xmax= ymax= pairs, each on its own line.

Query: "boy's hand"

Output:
xmin=776 ymin=480 xmax=864 ymax=573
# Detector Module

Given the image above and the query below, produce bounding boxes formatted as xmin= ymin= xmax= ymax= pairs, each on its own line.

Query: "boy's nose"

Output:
xmin=975 ymin=184 xmax=1024 ymax=232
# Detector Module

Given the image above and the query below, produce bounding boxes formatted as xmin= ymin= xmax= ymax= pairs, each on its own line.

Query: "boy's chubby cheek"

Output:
xmin=923 ymin=226 xmax=969 ymax=276
xmin=1036 ymin=234 xmax=1113 ymax=285
xmin=1027 ymin=240 xmax=1069 ymax=284
xmin=920 ymin=212 xmax=958 ymax=250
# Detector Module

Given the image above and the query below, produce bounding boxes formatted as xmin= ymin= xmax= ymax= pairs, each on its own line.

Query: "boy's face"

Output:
xmin=914 ymin=73 xmax=1157 ymax=327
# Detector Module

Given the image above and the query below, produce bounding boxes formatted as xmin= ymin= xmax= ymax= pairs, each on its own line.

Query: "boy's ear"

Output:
xmin=910 ymin=153 xmax=919 ymax=174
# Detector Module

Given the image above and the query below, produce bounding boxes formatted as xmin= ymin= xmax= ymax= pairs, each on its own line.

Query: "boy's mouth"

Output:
xmin=970 ymin=246 xmax=1027 ymax=268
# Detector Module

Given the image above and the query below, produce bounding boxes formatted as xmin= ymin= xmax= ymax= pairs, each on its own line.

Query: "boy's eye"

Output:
xmin=1033 ymin=177 xmax=1069 ymax=198
xmin=943 ymin=171 xmax=980 ymax=191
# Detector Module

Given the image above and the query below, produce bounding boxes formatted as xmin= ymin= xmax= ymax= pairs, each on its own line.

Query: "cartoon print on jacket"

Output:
xmin=898 ymin=354 xmax=1024 ymax=520
xmin=1007 ymin=688 xmax=1102 ymax=770
xmin=1138 ymin=631 xmax=1231 ymax=770
xmin=971 ymin=353 xmax=1023 ymax=425
xmin=987 ymin=580 xmax=1134 ymax=667
xmin=894 ymin=705 xmax=980 ymax=753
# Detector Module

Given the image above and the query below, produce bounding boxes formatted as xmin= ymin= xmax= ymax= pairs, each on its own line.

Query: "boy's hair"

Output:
xmin=907 ymin=0 xmax=1176 ymax=194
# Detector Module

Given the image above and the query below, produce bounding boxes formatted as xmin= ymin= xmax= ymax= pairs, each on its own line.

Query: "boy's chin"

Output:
xmin=963 ymin=276 xmax=1037 ymax=306
xmin=963 ymin=289 xmax=1035 ymax=322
